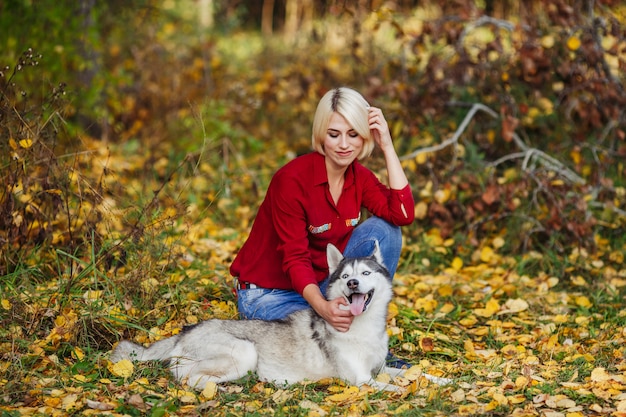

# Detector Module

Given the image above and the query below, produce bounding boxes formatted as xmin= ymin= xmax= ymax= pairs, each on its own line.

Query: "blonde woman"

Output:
xmin=231 ymin=87 xmax=414 ymax=338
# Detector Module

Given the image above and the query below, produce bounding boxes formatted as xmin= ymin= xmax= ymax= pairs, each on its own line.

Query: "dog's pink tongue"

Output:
xmin=350 ymin=294 xmax=366 ymax=316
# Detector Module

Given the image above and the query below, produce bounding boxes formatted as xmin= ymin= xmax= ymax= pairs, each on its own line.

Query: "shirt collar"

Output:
xmin=312 ymin=152 xmax=356 ymax=187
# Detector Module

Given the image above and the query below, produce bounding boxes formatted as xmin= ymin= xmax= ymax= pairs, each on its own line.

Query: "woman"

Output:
xmin=230 ymin=87 xmax=414 ymax=333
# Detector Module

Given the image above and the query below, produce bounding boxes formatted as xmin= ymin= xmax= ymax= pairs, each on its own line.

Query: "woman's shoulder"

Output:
xmin=275 ymin=152 xmax=320 ymax=177
xmin=352 ymin=159 xmax=377 ymax=180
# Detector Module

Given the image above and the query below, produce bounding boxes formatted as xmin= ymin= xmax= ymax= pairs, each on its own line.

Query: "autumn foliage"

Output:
xmin=1 ymin=1 xmax=626 ymax=416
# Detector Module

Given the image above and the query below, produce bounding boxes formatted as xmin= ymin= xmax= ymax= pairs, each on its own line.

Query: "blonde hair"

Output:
xmin=311 ymin=87 xmax=375 ymax=160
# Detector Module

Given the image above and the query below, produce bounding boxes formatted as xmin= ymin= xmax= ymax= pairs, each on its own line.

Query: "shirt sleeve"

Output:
xmin=268 ymin=170 xmax=319 ymax=295
xmin=358 ymin=166 xmax=415 ymax=225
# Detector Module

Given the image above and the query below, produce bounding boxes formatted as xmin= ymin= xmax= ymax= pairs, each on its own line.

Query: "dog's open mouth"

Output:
xmin=347 ymin=289 xmax=374 ymax=316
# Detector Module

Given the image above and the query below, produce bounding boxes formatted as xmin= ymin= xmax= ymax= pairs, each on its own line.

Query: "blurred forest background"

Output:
xmin=1 ymin=0 xmax=625 ymax=275
xmin=1 ymin=1 xmax=626 ymax=415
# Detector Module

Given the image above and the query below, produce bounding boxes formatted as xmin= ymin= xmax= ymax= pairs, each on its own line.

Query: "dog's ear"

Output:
xmin=326 ymin=243 xmax=344 ymax=275
xmin=371 ymin=240 xmax=384 ymax=265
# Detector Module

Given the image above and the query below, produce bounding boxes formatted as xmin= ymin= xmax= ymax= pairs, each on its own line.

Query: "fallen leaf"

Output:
xmin=86 ymin=399 xmax=115 ymax=411
xmin=326 ymin=386 xmax=360 ymax=402
xmin=202 ymin=381 xmax=218 ymax=400
xmin=498 ymin=298 xmax=529 ymax=314
xmin=475 ymin=298 xmax=500 ymax=318
xmin=127 ymin=393 xmax=146 ymax=410
xmin=108 ymin=359 xmax=134 ymax=378
xmin=567 ymin=35 xmax=581 ymax=51
xmin=19 ymin=138 xmax=33 ymax=148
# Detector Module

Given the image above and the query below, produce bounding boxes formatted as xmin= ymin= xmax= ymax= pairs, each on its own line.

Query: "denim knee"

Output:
xmin=344 ymin=216 xmax=402 ymax=277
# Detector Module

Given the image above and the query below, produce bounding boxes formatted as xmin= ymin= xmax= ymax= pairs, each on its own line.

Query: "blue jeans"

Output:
xmin=236 ymin=216 xmax=402 ymax=320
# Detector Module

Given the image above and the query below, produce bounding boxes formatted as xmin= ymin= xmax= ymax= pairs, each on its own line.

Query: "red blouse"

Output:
xmin=230 ymin=152 xmax=414 ymax=295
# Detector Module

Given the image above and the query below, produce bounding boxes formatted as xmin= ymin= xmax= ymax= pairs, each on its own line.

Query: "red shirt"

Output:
xmin=230 ymin=152 xmax=414 ymax=295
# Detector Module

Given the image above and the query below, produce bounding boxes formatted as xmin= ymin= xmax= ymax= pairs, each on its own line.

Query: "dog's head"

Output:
xmin=326 ymin=242 xmax=392 ymax=316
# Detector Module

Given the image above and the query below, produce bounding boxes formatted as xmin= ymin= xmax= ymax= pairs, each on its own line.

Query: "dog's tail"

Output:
xmin=110 ymin=336 xmax=179 ymax=363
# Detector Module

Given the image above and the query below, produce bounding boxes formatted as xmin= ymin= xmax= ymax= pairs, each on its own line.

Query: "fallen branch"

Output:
xmin=400 ymin=101 xmax=586 ymax=186
xmin=399 ymin=103 xmax=497 ymax=161
xmin=488 ymin=144 xmax=586 ymax=185
xmin=456 ymin=15 xmax=515 ymax=50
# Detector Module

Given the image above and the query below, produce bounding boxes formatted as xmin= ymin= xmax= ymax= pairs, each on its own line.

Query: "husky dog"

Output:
xmin=110 ymin=243 xmax=446 ymax=391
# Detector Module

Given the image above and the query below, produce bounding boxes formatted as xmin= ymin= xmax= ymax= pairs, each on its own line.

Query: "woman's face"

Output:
xmin=323 ymin=112 xmax=364 ymax=171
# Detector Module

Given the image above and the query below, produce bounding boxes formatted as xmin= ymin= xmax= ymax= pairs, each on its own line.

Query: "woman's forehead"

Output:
xmin=327 ymin=112 xmax=354 ymax=130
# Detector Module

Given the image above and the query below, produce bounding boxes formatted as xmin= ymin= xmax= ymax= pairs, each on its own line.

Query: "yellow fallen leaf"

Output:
xmin=108 ymin=359 xmax=134 ymax=378
xmin=416 ymin=152 xmax=429 ymax=165
xmin=500 ymin=344 xmax=520 ymax=357
xmin=72 ymin=346 xmax=85 ymax=361
xmin=434 ymin=189 xmax=450 ymax=204
xmin=451 ymin=256 xmax=463 ymax=271
xmin=83 ymin=290 xmax=103 ymax=302
xmin=459 ymin=315 xmax=478 ymax=326
xmin=439 ymin=302 xmax=455 ymax=314
xmin=575 ymin=295 xmax=592 ymax=308
xmin=403 ymin=366 xmax=424 ymax=381
xmin=414 ymin=201 xmax=428 ymax=220
xmin=299 ymin=399 xmax=328 ymax=416
xmin=1 ymin=299 xmax=10 ymax=310
xmin=271 ymin=389 xmax=293 ymax=404
xmin=437 ymin=285 xmax=453 ymax=297
xmin=44 ymin=397 xmax=62 ymax=407
xmin=450 ymin=388 xmax=465 ymax=402
xmin=202 ymin=381 xmax=218 ymax=400
xmin=591 ymin=367 xmax=611 ymax=382
xmin=541 ymin=35 xmax=555 ymax=49
xmin=515 ymin=375 xmax=530 ymax=389
xmin=169 ymin=388 xmax=197 ymax=403
xmin=480 ymin=246 xmax=495 ymax=263
xmin=498 ymin=298 xmax=529 ymax=314
xmin=475 ymin=298 xmax=500 ymax=318
xmin=326 ymin=385 xmax=359 ymax=402
xmin=567 ymin=35 xmax=581 ymax=51
xmin=73 ymin=374 xmax=87 ymax=382
xmin=492 ymin=237 xmax=505 ymax=249
xmin=9 ymin=138 xmax=18 ymax=150
xmin=458 ymin=404 xmax=481 ymax=414
xmin=19 ymin=138 xmax=33 ymax=149
xmin=375 ymin=372 xmax=391 ymax=384
xmin=62 ymin=393 xmax=79 ymax=411
xmin=492 ymin=392 xmax=508 ymax=406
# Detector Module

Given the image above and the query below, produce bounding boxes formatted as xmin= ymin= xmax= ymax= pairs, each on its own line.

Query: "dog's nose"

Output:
xmin=347 ymin=279 xmax=359 ymax=290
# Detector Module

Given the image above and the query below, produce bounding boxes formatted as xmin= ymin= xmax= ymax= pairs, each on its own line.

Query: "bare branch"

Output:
xmin=401 ymin=100 xmax=586 ymax=185
xmin=399 ymin=103 xmax=497 ymax=161
xmin=457 ymin=15 xmax=516 ymax=49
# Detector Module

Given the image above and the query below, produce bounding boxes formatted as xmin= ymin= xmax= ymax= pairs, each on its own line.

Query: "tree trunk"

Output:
xmin=262 ymin=0 xmax=275 ymax=35
xmin=285 ymin=0 xmax=299 ymax=40
xmin=199 ymin=0 xmax=214 ymax=29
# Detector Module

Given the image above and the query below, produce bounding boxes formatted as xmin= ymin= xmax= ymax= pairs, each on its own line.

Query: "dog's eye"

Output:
xmin=362 ymin=271 xmax=370 ymax=276
xmin=341 ymin=273 xmax=349 ymax=279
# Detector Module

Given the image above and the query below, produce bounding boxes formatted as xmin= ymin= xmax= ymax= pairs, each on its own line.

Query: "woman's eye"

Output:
xmin=329 ymin=133 xmax=339 ymax=138
xmin=349 ymin=133 xmax=359 ymax=138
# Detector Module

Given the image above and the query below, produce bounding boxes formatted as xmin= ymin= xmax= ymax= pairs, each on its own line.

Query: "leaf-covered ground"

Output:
xmin=1 ymin=136 xmax=625 ymax=417
xmin=1 ymin=2 xmax=626 ymax=416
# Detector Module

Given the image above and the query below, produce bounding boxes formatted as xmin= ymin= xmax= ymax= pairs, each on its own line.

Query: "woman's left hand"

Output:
xmin=368 ymin=107 xmax=394 ymax=152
